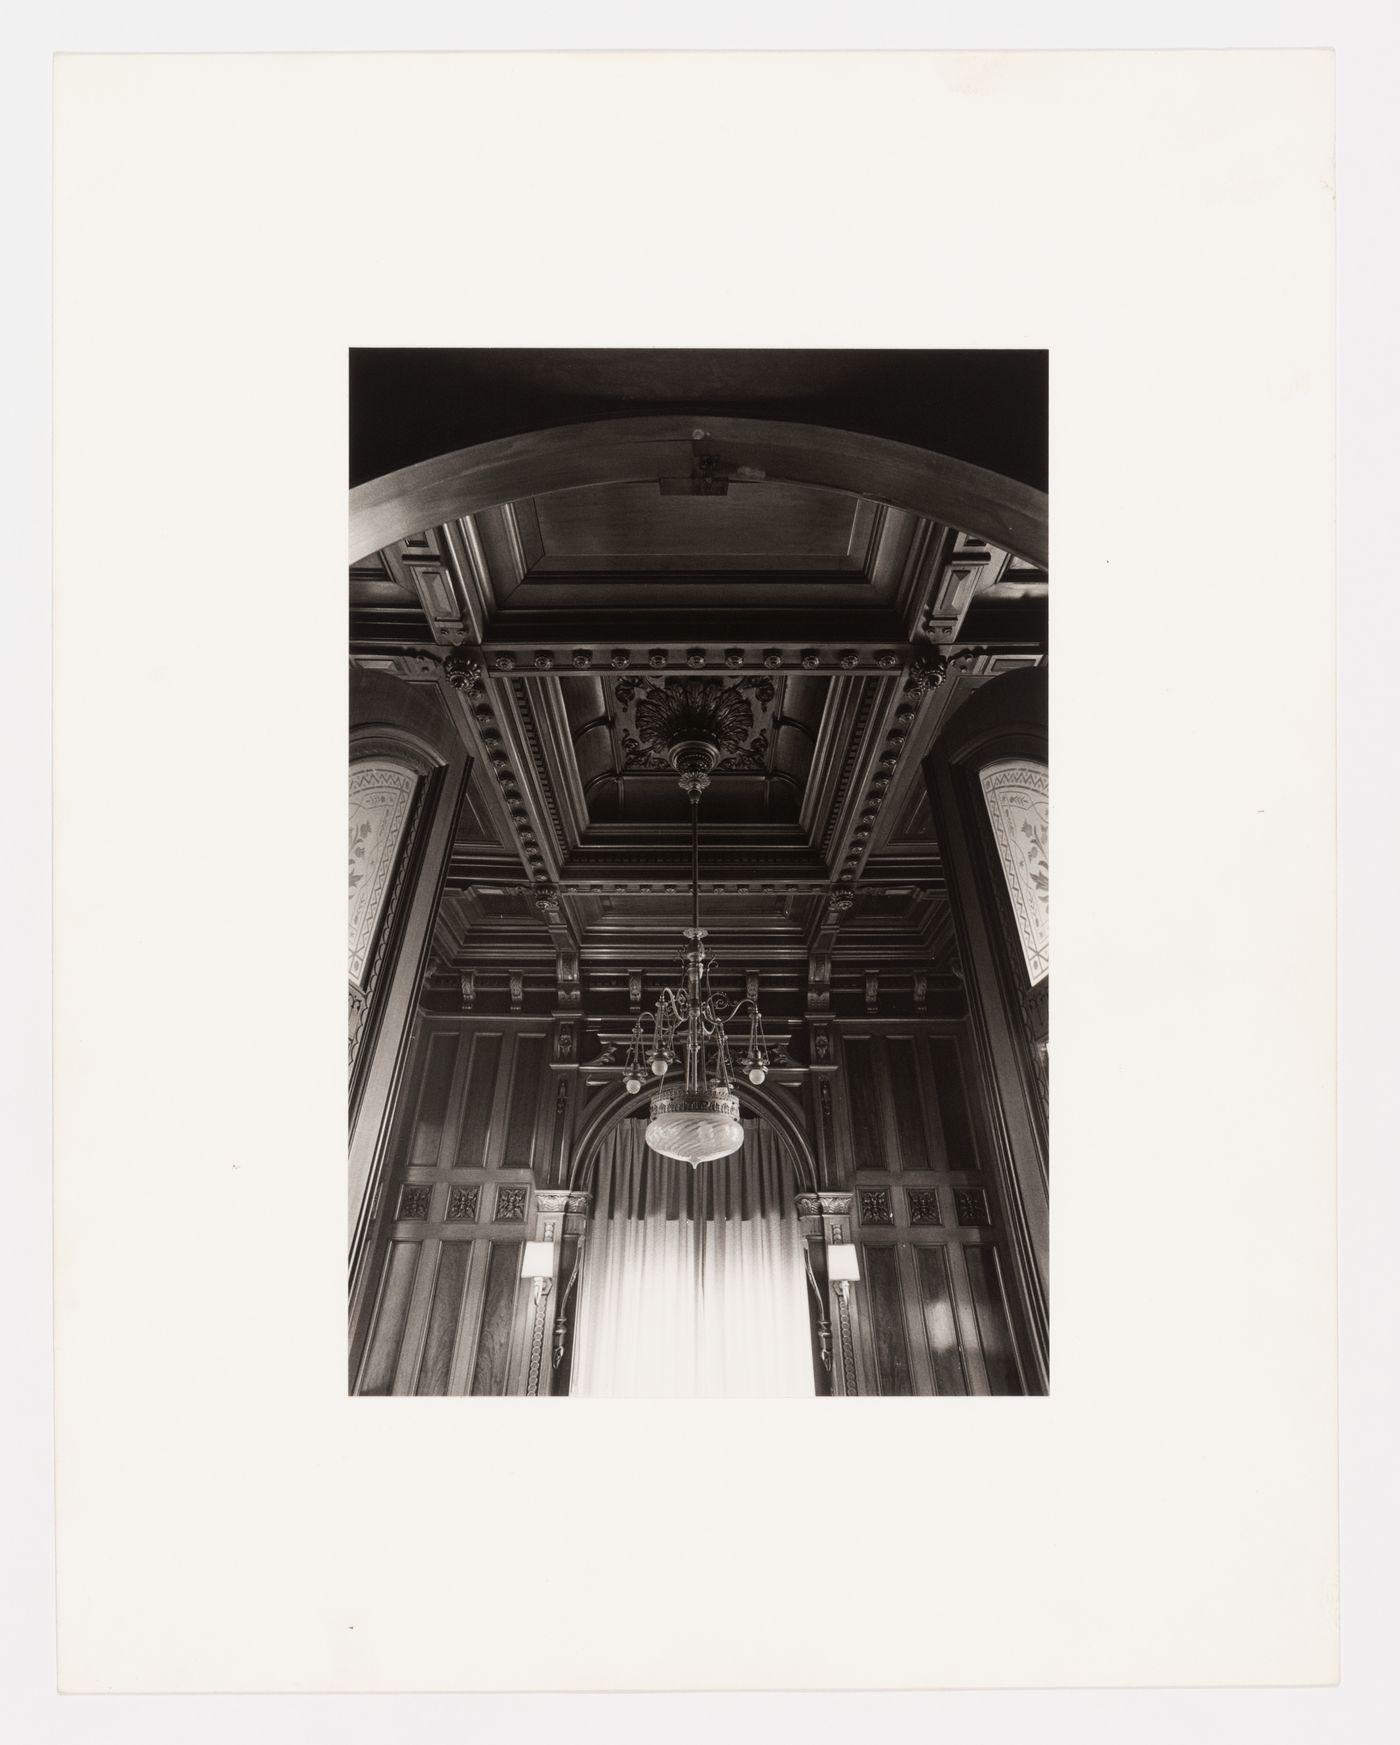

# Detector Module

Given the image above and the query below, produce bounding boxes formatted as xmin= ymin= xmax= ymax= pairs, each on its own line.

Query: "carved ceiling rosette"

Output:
xmin=621 ymin=676 xmax=774 ymax=792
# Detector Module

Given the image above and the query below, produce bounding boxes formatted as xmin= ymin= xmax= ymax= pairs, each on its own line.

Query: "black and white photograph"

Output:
xmin=39 ymin=39 xmax=1351 ymax=1711
xmin=348 ymin=349 xmax=1049 ymax=1396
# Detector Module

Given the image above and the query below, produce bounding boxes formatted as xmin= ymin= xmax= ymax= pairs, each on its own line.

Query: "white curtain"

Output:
xmin=571 ymin=1119 xmax=815 ymax=1397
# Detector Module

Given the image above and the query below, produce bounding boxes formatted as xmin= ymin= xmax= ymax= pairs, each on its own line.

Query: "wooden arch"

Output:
xmin=349 ymin=414 xmax=1048 ymax=567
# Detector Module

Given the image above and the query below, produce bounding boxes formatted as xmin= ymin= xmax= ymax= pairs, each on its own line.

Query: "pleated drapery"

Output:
xmin=570 ymin=1119 xmax=815 ymax=1397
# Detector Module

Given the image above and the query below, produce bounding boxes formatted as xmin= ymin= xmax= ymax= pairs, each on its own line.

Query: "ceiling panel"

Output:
xmin=557 ymin=671 xmax=830 ymax=830
xmin=524 ymin=481 xmax=866 ymax=573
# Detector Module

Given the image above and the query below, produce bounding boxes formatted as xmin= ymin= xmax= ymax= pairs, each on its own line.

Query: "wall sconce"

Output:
xmin=520 ymin=1240 xmax=557 ymax=1304
xmin=826 ymin=1242 xmax=860 ymax=1303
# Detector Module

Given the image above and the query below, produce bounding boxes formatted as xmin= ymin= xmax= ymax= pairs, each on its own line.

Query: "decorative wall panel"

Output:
xmin=859 ymin=1188 xmax=894 ymax=1226
xmin=963 ymin=1245 xmax=1023 ymax=1395
xmin=979 ymin=759 xmax=1049 ymax=985
xmin=416 ymin=1242 xmax=472 ymax=1396
xmin=887 ymin=1037 xmax=929 ymax=1165
xmin=358 ymin=1240 xmax=421 ymax=1395
xmin=843 ymin=1036 xmax=888 ymax=1171
xmin=348 ymin=760 xmax=418 ymax=986
xmin=503 ymin=1035 xmax=549 ymax=1169
xmin=926 ymin=1037 xmax=976 ymax=1167
xmin=447 ymin=1185 xmax=480 ymax=1222
xmin=459 ymin=1032 xmax=502 ymax=1163
xmin=862 ymin=1243 xmax=914 ymax=1395
xmin=470 ymin=1242 xmax=522 ymax=1395
xmin=397 ymin=1185 xmax=432 ymax=1220
xmin=408 ymin=1031 xmax=457 ymax=1169
xmin=914 ymin=1245 xmax=969 ymax=1394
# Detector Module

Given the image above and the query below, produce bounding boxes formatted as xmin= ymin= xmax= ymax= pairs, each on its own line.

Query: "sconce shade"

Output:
xmin=826 ymin=1242 xmax=861 ymax=1283
xmin=520 ymin=1240 xmax=557 ymax=1280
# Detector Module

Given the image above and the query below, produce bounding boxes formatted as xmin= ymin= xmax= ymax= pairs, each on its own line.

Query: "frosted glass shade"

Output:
xmin=645 ymin=1087 xmax=744 ymax=1167
xmin=826 ymin=1243 xmax=861 ymax=1283
xmin=520 ymin=1240 xmax=556 ymax=1280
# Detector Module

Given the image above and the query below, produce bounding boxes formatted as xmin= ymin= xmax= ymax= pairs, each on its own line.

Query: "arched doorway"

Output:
xmin=565 ymin=1102 xmax=821 ymax=1399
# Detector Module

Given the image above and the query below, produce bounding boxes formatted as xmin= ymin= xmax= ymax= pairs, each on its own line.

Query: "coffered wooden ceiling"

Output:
xmin=349 ymin=351 xmax=1047 ymax=1010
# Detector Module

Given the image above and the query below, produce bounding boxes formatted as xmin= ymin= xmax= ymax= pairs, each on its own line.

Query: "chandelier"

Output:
xmin=620 ymin=686 xmax=772 ymax=1167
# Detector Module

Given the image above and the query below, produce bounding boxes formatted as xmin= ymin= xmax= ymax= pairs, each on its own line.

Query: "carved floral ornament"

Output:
xmin=615 ymin=675 xmax=776 ymax=786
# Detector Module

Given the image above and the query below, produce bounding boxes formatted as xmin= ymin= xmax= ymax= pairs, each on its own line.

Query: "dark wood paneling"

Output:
xmin=504 ymin=1034 xmax=549 ymax=1169
xmin=887 ymin=1036 xmax=929 ymax=1167
xmin=470 ymin=1241 xmax=522 ymax=1396
xmin=926 ymin=1036 xmax=975 ymax=1169
xmin=862 ymin=1242 xmax=913 ymax=1396
xmin=844 ymin=1037 xmax=888 ymax=1171
xmin=407 ymin=1030 xmax=457 ymax=1169
xmin=416 ymin=1240 xmax=472 ymax=1396
xmin=914 ymin=1245 xmax=970 ymax=1396
xmin=459 ymin=1031 xmax=502 ymax=1163
xmin=963 ymin=1244 xmax=1023 ymax=1396
xmin=358 ymin=1240 xmax=420 ymax=1396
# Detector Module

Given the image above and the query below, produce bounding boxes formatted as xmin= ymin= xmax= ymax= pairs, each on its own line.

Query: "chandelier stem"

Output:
xmin=690 ymin=790 xmax=700 ymax=940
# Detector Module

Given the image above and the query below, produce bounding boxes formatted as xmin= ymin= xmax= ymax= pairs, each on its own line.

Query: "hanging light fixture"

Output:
xmin=620 ymin=687 xmax=772 ymax=1167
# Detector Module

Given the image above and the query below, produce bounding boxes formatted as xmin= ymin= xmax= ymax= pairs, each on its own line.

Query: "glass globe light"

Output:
xmin=747 ymin=1065 xmax=766 ymax=1085
xmin=645 ymin=1086 xmax=744 ymax=1167
xmin=624 ymin=1075 xmax=642 ymax=1095
xmin=650 ymin=1054 xmax=670 ymax=1077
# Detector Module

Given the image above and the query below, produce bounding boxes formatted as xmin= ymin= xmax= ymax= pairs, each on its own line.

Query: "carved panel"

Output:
xmin=908 ymin=1189 xmax=943 ymax=1226
xmin=954 ymin=1187 xmax=991 ymax=1228
xmin=397 ymin=1184 xmax=432 ymax=1221
xmin=979 ymin=759 xmax=1049 ymax=984
xmin=447 ymin=1185 xmax=480 ymax=1222
xmin=494 ymin=1185 xmax=529 ymax=1223
xmin=860 ymin=1188 xmax=894 ymax=1226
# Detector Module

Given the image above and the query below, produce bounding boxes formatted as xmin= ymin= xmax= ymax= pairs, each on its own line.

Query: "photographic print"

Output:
xmin=347 ymin=349 xmax=1049 ymax=1397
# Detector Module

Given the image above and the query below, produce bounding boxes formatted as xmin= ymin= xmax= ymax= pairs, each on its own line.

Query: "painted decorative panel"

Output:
xmin=979 ymin=759 xmax=1049 ymax=985
xmin=348 ymin=760 xmax=418 ymax=987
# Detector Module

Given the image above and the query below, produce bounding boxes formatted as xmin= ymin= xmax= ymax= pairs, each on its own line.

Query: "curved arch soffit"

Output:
xmin=568 ymin=1078 xmax=820 ymax=1195
xmin=349 ymin=415 xmax=1048 ymax=568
